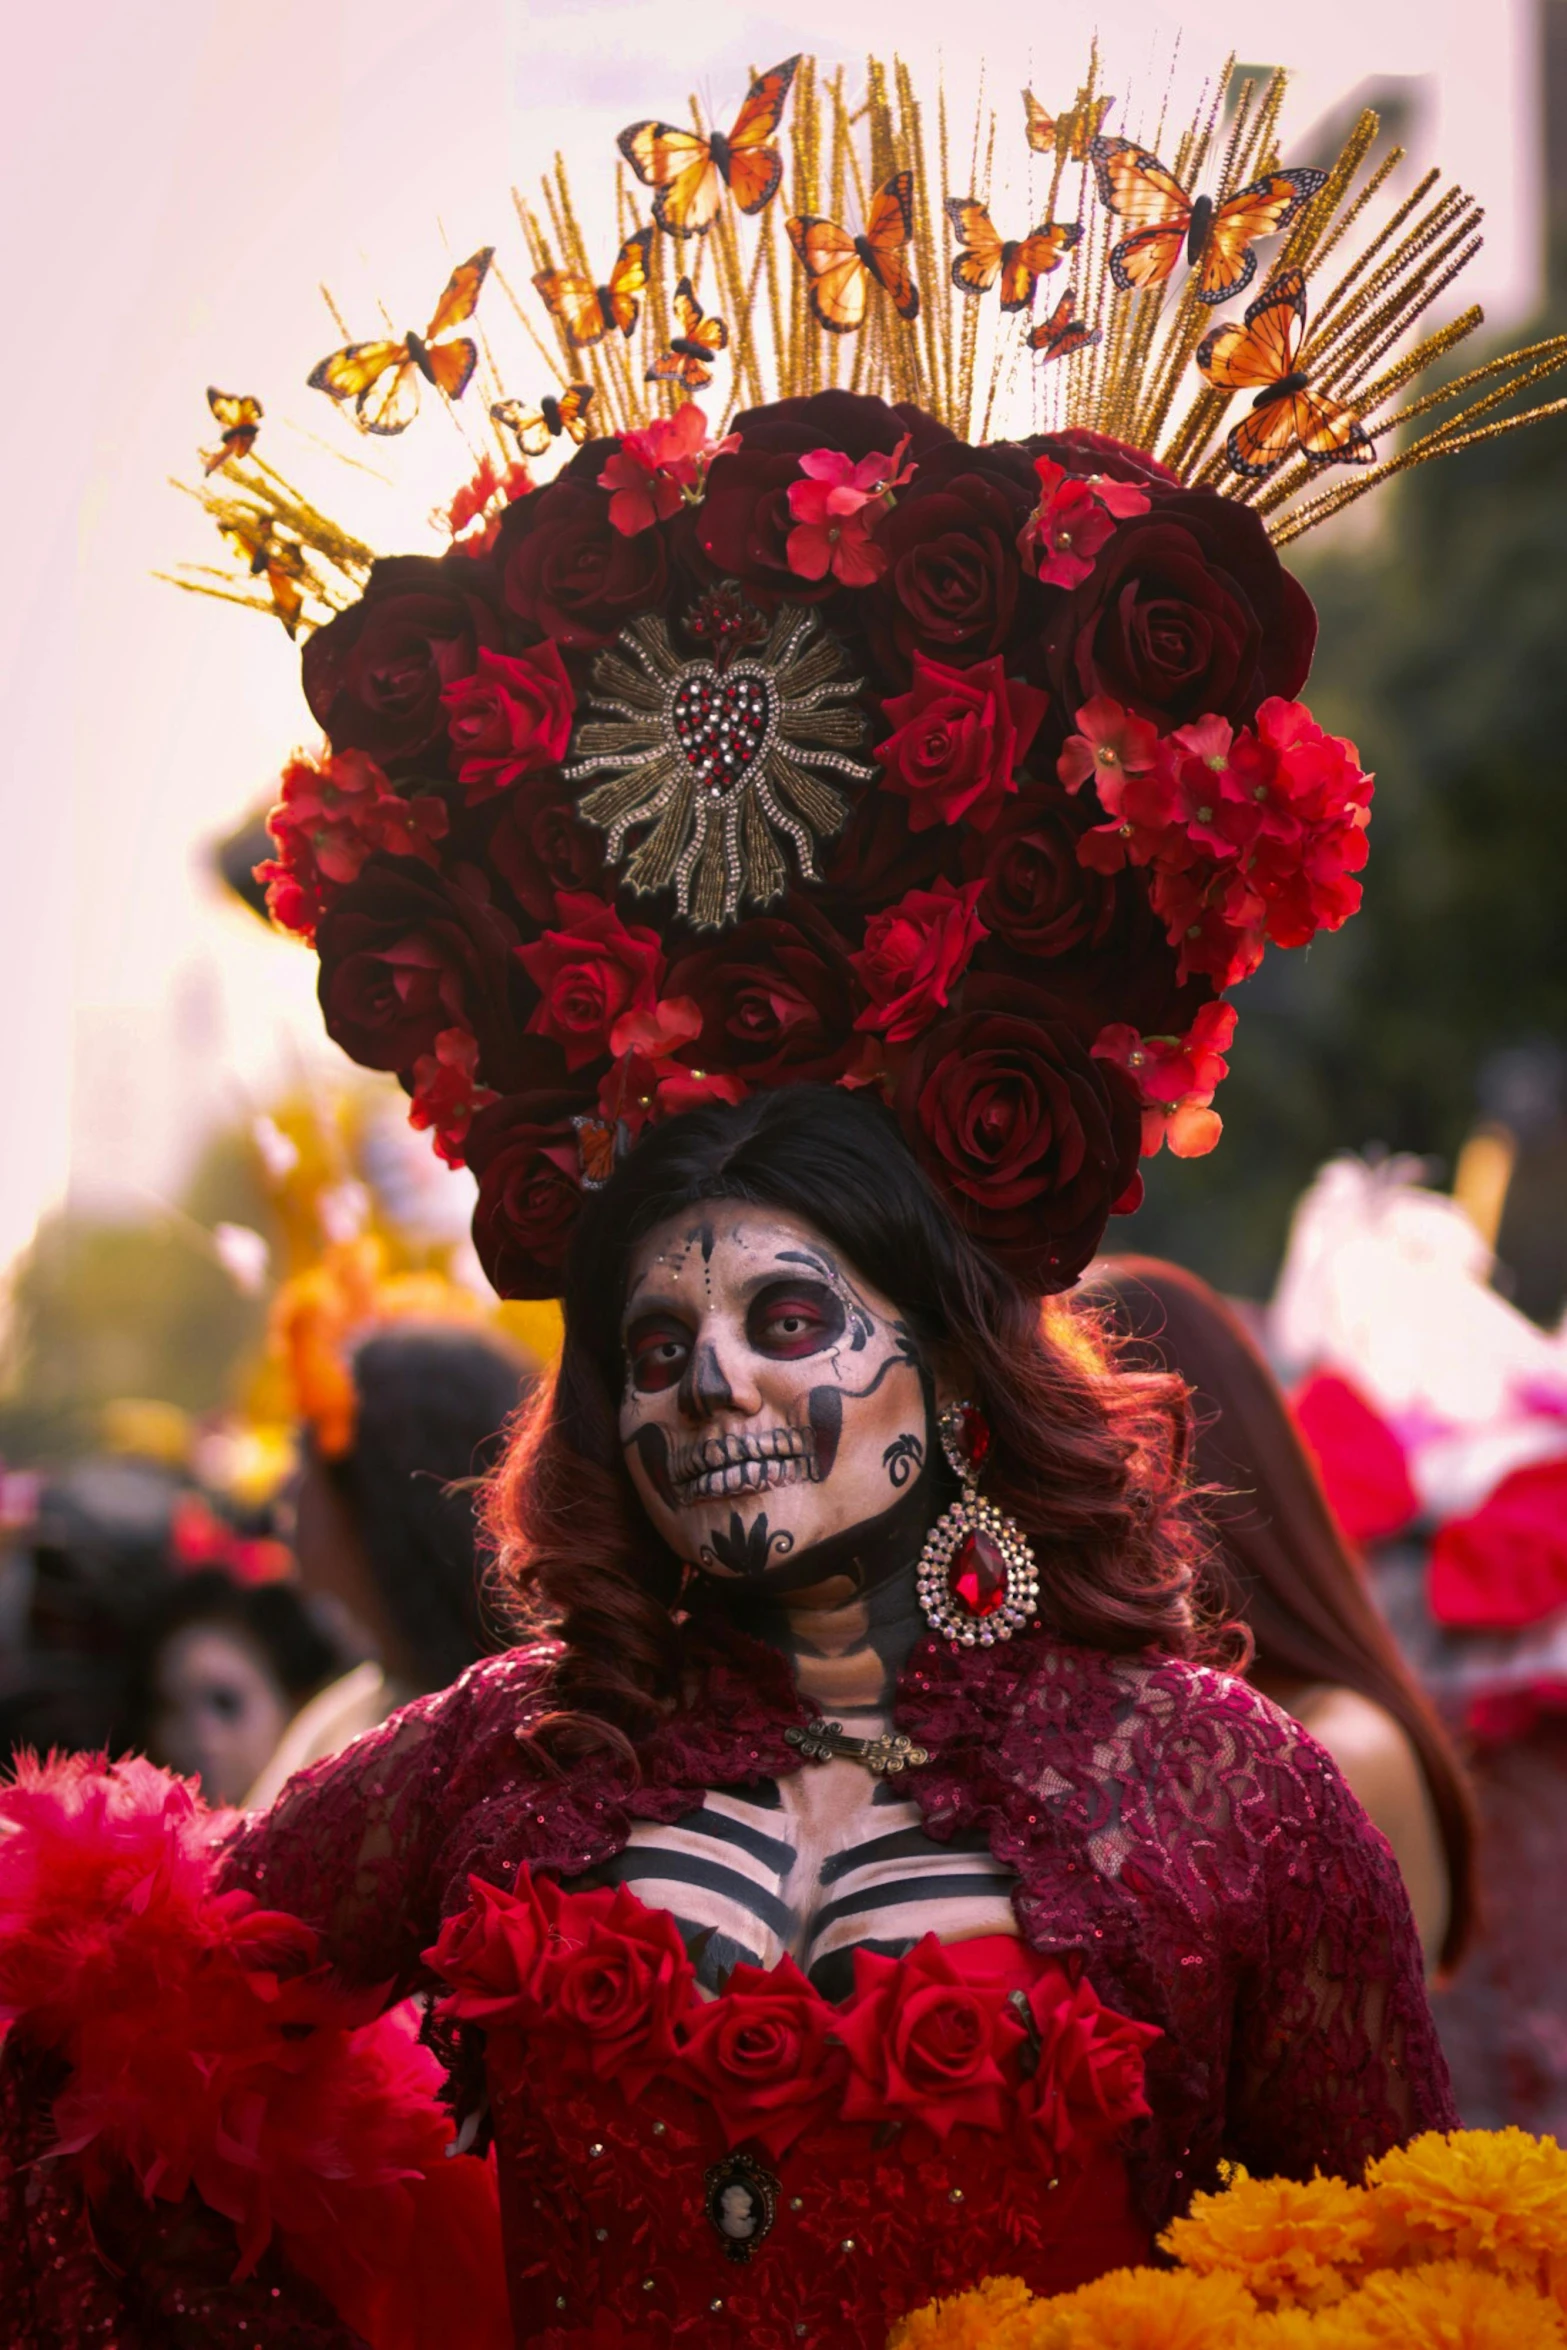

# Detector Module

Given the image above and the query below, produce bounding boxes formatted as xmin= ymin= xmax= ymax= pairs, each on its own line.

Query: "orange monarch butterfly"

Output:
xmin=1196 ymin=268 xmax=1375 ymax=477
xmin=1023 ymin=88 xmax=1114 ymax=160
xmin=787 ymin=171 xmax=920 ymax=334
xmin=1028 ymin=288 xmax=1102 ymax=364
xmin=646 ymin=278 xmax=728 ymax=390
xmin=219 ymin=515 xmax=309 ymax=637
xmin=1090 ymin=136 xmax=1325 ymax=307
xmin=534 ymin=229 xmax=653 ymax=348
xmin=619 ymin=57 xmax=799 ymax=238
xmin=490 ymin=384 xmax=596 ymax=456
xmin=202 ymin=389 xmax=262 ymax=474
xmin=308 ymin=250 xmax=494 ymax=435
xmin=945 ymin=199 xmax=1081 ymax=310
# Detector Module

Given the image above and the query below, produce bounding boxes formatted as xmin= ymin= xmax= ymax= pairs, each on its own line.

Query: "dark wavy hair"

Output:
xmin=488 ymin=1086 xmax=1201 ymax=1749
xmin=1083 ymin=1255 xmax=1477 ymax=1971
xmin=330 ymin=1326 xmax=529 ymax=1692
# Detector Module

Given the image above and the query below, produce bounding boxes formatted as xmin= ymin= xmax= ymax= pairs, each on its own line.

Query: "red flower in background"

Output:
xmin=408 ymin=1028 xmax=498 ymax=1165
xmin=314 ymin=861 xmax=520 ymax=1079
xmin=488 ymin=771 xmax=608 ymax=924
xmin=674 ymin=1956 xmax=846 ymax=2157
xmin=258 ymin=750 xmax=447 ymax=940
xmin=516 ymin=893 xmax=664 ymax=1071
xmin=850 ymin=877 xmax=987 ymax=1043
xmin=836 ymin=1935 xmax=1024 ymax=2140
xmin=443 ymin=453 xmax=533 ymax=551
xmin=442 ymin=643 xmax=576 ymax=802
xmin=877 ymin=652 xmax=1050 ymax=833
xmin=497 ymin=472 xmax=668 ymax=649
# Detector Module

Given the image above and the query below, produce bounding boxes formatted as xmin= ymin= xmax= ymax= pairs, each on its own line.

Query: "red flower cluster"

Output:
xmin=258 ymin=748 xmax=447 ymax=940
xmin=275 ymin=391 xmax=1358 ymax=1296
xmin=427 ymin=1868 xmax=1157 ymax=2172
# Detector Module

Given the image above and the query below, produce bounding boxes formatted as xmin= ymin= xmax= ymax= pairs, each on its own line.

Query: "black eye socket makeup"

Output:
xmin=745 ymin=1280 xmax=847 ymax=1360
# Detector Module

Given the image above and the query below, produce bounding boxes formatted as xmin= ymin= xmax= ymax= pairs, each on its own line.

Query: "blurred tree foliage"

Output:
xmin=1131 ymin=384 xmax=1567 ymax=1303
xmin=0 ymin=1127 xmax=274 ymax=1465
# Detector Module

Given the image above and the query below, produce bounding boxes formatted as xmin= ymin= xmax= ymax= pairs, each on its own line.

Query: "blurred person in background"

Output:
xmin=1083 ymin=1256 xmax=1477 ymax=1976
xmin=134 ymin=1563 xmax=353 ymax=1806
xmin=247 ymin=1321 xmax=528 ymax=1807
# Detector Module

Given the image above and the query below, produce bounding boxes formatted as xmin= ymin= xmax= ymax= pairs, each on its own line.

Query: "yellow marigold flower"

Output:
xmin=1030 ymin=2264 xmax=1261 ymax=2349
xmin=1366 ymin=2130 xmax=1567 ymax=2284
xmin=1246 ymin=2311 xmax=1331 ymax=2350
xmin=1161 ymin=2170 xmax=1377 ymax=2308
xmin=1307 ymin=2259 xmax=1566 ymax=2349
xmin=889 ymin=2276 xmax=1038 ymax=2350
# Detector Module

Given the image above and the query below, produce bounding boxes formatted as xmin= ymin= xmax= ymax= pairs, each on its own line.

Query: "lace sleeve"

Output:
xmin=1224 ymin=1718 xmax=1458 ymax=2179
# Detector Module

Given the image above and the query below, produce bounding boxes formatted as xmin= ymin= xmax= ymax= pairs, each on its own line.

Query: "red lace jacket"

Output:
xmin=1 ymin=1624 xmax=1455 ymax=2346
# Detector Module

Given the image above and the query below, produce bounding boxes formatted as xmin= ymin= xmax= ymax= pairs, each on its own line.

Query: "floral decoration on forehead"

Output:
xmin=178 ymin=47 xmax=1567 ymax=1306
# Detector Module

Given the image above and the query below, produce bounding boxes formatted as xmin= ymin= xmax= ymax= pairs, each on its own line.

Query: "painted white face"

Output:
xmin=619 ymin=1203 xmax=931 ymax=1581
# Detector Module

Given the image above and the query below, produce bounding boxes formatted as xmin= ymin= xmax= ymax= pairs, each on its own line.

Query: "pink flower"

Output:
xmin=850 ymin=879 xmax=988 ymax=1044
xmin=442 ymin=643 xmax=576 ymax=803
xmin=599 ymin=403 xmax=740 ymax=537
xmin=876 ymin=652 xmax=1050 ymax=833
xmin=257 ymin=749 xmax=448 ymax=940
xmin=786 ymin=434 xmax=916 ymax=586
xmin=1093 ymin=1002 xmax=1238 ymax=1159
xmin=1057 ymin=695 xmax=1160 ymax=809
xmin=407 ymin=1028 xmax=497 ymax=1165
xmin=1019 ymin=458 xmax=1150 ymax=589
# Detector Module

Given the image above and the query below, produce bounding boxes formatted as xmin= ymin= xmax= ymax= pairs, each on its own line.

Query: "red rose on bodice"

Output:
xmin=674 ymin=1956 xmax=847 ymax=2157
xmin=1020 ymin=1975 xmax=1162 ymax=2169
xmin=835 ymin=1935 xmax=1025 ymax=2140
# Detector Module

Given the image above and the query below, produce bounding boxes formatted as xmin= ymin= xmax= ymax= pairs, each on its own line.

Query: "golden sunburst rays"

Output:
xmin=164 ymin=455 xmax=378 ymax=637
xmin=563 ymin=598 xmax=876 ymax=930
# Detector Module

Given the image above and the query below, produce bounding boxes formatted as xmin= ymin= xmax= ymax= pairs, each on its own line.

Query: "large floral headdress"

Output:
xmin=179 ymin=51 xmax=1567 ymax=1299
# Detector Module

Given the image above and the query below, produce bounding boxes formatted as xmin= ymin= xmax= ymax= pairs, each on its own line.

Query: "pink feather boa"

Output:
xmin=0 ymin=1751 xmax=509 ymax=2349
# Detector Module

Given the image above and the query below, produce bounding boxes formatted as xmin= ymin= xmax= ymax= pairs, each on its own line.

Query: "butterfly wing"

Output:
xmin=606 ymin=228 xmax=653 ymax=335
xmin=203 ymin=388 xmax=262 ymax=471
xmin=1226 ymin=384 xmax=1372 ymax=480
xmin=1027 ymin=288 xmax=1102 ymax=362
xmin=1197 ymin=168 xmax=1327 ymax=305
xmin=788 ymin=213 xmax=869 ymax=334
xmin=490 ymin=398 xmax=553 ymax=457
xmin=1002 ymin=220 xmax=1082 ymax=310
xmin=619 ymin=121 xmax=722 ymax=237
xmin=354 ymin=358 xmax=424 ymax=435
xmin=1091 ymin=138 xmax=1192 ymax=294
xmin=946 ymin=198 xmax=1004 ymax=297
xmin=1225 ymin=398 xmax=1299 ymax=480
xmin=535 ymin=267 xmax=610 ymax=347
xmin=1022 ymin=89 xmax=1058 ymax=153
xmin=1195 ymin=268 xmax=1307 ymax=389
xmin=862 ymin=170 xmax=920 ymax=322
xmin=425 ymin=249 xmax=494 ymax=339
xmin=722 ymin=55 xmax=799 ymax=213
xmin=420 ymin=338 xmax=480 ymax=401
xmin=308 ymin=340 xmax=407 ymax=403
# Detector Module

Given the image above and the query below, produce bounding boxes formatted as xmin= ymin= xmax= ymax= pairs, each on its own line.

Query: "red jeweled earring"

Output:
xmin=917 ymin=1401 xmax=1038 ymax=1647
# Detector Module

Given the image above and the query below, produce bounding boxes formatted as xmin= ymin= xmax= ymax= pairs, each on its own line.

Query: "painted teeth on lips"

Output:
xmin=672 ymin=1426 xmax=815 ymax=1498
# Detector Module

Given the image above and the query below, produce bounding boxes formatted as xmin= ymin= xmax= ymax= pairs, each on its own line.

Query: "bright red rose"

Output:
xmin=540 ymin=1882 xmax=696 ymax=2096
xmin=674 ymin=1956 xmax=846 ymax=2157
xmin=850 ymin=878 xmax=987 ymax=1043
xmin=1044 ymin=487 xmax=1316 ymax=730
xmin=516 ymin=893 xmax=664 ymax=1072
xmin=314 ymin=860 xmax=521 ymax=1081
xmin=496 ymin=469 xmax=667 ymax=649
xmin=876 ymin=653 xmax=1050 ymax=833
xmin=486 ymin=771 xmax=608 ymax=924
xmin=836 ymin=1936 xmax=1024 ymax=2140
xmin=666 ymin=902 xmax=859 ymax=1088
xmin=425 ymin=1874 xmax=555 ymax=2027
xmin=1019 ymin=1975 xmax=1160 ymax=2170
xmin=896 ymin=979 xmax=1143 ymax=1289
xmin=467 ymin=1086 xmax=589 ymax=1298
xmin=301 ymin=553 xmax=503 ymax=767
xmin=442 ymin=643 xmax=575 ymax=801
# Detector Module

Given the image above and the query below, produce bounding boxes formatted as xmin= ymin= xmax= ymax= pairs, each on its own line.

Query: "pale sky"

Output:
xmin=0 ymin=0 xmax=1543 ymax=1273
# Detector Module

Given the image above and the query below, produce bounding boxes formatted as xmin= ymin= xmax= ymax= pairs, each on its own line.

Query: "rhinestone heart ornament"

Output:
xmin=669 ymin=667 xmax=773 ymax=790
xmin=917 ymin=1400 xmax=1039 ymax=1647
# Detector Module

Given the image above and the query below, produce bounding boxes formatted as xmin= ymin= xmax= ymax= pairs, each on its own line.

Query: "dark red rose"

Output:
xmin=896 ymin=978 xmax=1143 ymax=1289
xmin=515 ymin=892 xmax=664 ymax=1071
xmin=875 ymin=652 xmax=1050 ymax=833
xmin=699 ymin=391 xmax=953 ymax=605
xmin=817 ymin=783 xmax=961 ymax=927
xmin=301 ymin=553 xmax=503 ymax=767
xmin=1044 ymin=486 xmax=1316 ymax=729
xmin=1020 ymin=427 xmax=1181 ymax=491
xmin=467 ymin=1087 xmax=590 ymax=1297
xmin=314 ymin=858 xmax=520 ymax=1082
xmin=837 ymin=1936 xmax=1024 ymax=2140
xmin=673 ymin=1956 xmax=846 ymax=2158
xmin=442 ymin=642 xmax=575 ymax=801
xmin=666 ymin=900 xmax=858 ymax=1087
xmin=864 ymin=440 xmax=1045 ymax=682
xmin=496 ymin=472 xmax=667 ymax=649
xmin=487 ymin=771 xmax=607 ymax=924
xmin=964 ymin=782 xmax=1119 ymax=961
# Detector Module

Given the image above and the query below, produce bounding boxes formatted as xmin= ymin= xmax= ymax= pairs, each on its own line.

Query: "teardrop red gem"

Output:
xmin=947 ymin=1526 xmax=1008 ymax=1618
xmin=956 ymin=1404 xmax=991 ymax=1472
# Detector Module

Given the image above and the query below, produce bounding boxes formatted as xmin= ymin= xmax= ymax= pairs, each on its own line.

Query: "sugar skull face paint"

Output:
xmin=618 ymin=1203 xmax=930 ymax=1579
